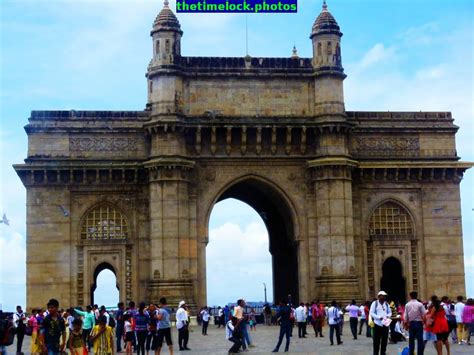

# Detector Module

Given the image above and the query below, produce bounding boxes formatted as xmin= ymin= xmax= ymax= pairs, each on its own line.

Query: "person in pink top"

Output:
xmin=346 ymin=300 xmax=361 ymax=340
xmin=462 ymin=298 xmax=474 ymax=345
xmin=29 ymin=308 xmax=41 ymax=355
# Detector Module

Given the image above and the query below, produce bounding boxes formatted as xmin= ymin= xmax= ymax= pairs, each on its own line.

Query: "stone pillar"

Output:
xmin=145 ymin=124 xmax=197 ymax=308
xmin=308 ymin=156 xmax=361 ymax=303
xmin=145 ymin=156 xmax=196 ymax=308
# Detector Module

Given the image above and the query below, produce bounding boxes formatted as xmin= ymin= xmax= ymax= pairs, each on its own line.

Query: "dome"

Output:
xmin=151 ymin=1 xmax=182 ymax=35
xmin=310 ymin=1 xmax=342 ymax=38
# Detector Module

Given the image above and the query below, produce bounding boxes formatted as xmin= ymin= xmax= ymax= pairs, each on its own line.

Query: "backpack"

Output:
xmin=0 ymin=319 xmax=15 ymax=346
xmin=108 ymin=315 xmax=116 ymax=328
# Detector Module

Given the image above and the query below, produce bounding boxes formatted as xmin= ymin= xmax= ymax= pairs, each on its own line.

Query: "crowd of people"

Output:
xmin=0 ymin=291 xmax=473 ymax=355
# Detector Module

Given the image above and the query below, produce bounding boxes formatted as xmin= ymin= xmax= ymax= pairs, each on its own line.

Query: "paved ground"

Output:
xmin=7 ymin=323 xmax=472 ymax=354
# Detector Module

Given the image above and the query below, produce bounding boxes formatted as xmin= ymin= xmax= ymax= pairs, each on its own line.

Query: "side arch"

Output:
xmin=90 ymin=262 xmax=119 ymax=305
xmin=365 ymin=198 xmax=419 ymax=301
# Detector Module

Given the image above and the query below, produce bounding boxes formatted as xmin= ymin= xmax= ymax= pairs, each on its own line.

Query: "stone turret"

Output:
xmin=146 ymin=0 xmax=184 ymax=116
xmin=151 ymin=0 xmax=182 ymax=66
xmin=311 ymin=1 xmax=346 ymax=117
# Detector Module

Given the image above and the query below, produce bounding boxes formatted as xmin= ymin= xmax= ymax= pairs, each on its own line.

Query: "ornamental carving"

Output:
xmin=353 ymin=136 xmax=419 ymax=157
xmin=70 ymin=137 xmax=138 ymax=151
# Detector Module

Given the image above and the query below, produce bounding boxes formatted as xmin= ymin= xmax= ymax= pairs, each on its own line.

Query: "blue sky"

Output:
xmin=0 ymin=0 xmax=473 ymax=310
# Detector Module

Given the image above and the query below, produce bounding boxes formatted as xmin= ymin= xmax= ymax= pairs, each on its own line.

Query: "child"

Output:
xmin=249 ymin=308 xmax=257 ymax=331
xmin=124 ymin=313 xmax=134 ymax=355
xmin=90 ymin=315 xmax=114 ymax=355
xmin=69 ymin=318 xmax=87 ymax=355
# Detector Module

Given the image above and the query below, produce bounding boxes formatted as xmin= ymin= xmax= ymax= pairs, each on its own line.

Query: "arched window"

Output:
xmin=327 ymin=41 xmax=332 ymax=55
xmin=317 ymin=42 xmax=322 ymax=56
xmin=81 ymin=204 xmax=129 ymax=240
xmin=369 ymin=201 xmax=413 ymax=236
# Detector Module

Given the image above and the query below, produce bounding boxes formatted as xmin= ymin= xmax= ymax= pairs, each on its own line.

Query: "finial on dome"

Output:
xmin=291 ymin=45 xmax=299 ymax=58
xmin=164 ymin=0 xmax=169 ymax=7
xmin=322 ymin=0 xmax=328 ymax=12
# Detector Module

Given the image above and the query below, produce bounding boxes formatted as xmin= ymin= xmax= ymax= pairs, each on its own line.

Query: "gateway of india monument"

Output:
xmin=14 ymin=1 xmax=471 ymax=309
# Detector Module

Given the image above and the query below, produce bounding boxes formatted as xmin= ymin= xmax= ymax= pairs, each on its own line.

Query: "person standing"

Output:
xmin=370 ymin=291 xmax=392 ymax=355
xmin=200 ymin=307 xmax=210 ymax=335
xmin=74 ymin=305 xmax=96 ymax=351
xmin=404 ymin=291 xmax=426 ymax=355
xmin=39 ymin=299 xmax=67 ymax=355
xmin=146 ymin=303 xmax=159 ymax=354
xmin=454 ymin=295 xmax=466 ymax=344
xmin=89 ymin=315 xmax=114 ymax=355
xmin=427 ymin=296 xmax=450 ymax=355
xmin=327 ymin=300 xmax=343 ymax=346
xmin=272 ymin=300 xmax=293 ymax=352
xmin=295 ymin=303 xmax=307 ymax=338
xmin=217 ymin=307 xmax=224 ymax=328
xmin=311 ymin=301 xmax=325 ymax=337
xmin=461 ymin=298 xmax=474 ymax=345
xmin=176 ymin=301 xmax=190 ymax=351
xmin=134 ymin=303 xmax=150 ymax=355
xmin=234 ymin=299 xmax=253 ymax=349
xmin=28 ymin=309 xmax=41 ymax=355
xmin=68 ymin=318 xmax=87 ymax=355
xmin=115 ymin=302 xmax=125 ymax=353
xmin=156 ymin=298 xmax=174 ymax=355
xmin=264 ymin=304 xmax=272 ymax=326
xmin=358 ymin=302 xmax=367 ymax=336
xmin=12 ymin=305 xmax=26 ymax=354
xmin=346 ymin=300 xmax=361 ymax=340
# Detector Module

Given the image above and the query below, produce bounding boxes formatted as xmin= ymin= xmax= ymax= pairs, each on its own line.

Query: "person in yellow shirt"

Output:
xmin=90 ymin=315 xmax=114 ymax=355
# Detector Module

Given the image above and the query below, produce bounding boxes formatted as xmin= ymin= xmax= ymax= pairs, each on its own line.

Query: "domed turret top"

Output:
xmin=310 ymin=1 xmax=341 ymax=38
xmin=152 ymin=0 xmax=182 ymax=35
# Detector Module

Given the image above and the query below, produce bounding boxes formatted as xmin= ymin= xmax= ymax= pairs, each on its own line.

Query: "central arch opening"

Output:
xmin=380 ymin=257 xmax=406 ymax=304
xmin=206 ymin=178 xmax=299 ymax=306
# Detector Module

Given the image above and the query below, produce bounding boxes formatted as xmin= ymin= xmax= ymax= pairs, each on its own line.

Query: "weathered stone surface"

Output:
xmin=13 ymin=3 xmax=470 ymax=311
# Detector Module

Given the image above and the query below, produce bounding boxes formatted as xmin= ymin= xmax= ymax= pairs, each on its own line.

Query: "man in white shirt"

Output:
xmin=12 ymin=305 xmax=26 ymax=354
xmin=327 ymin=300 xmax=343 ymax=346
xmin=176 ymin=300 xmax=191 ymax=351
xmin=295 ymin=303 xmax=307 ymax=338
xmin=200 ymin=307 xmax=210 ymax=335
xmin=370 ymin=291 xmax=392 ymax=355
xmin=454 ymin=295 xmax=466 ymax=344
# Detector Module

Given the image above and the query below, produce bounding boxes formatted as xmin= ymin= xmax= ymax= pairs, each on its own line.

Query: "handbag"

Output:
xmin=368 ymin=315 xmax=375 ymax=328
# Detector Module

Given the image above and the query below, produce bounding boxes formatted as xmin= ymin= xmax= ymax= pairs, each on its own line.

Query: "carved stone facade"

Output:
xmin=15 ymin=3 xmax=470 ymax=309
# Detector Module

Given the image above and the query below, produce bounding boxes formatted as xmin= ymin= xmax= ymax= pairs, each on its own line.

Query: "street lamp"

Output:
xmin=263 ymin=282 xmax=267 ymax=304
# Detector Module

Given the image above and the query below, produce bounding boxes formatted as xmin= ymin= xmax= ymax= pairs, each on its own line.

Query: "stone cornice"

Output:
xmin=144 ymin=156 xmax=195 ymax=171
xmin=355 ymin=161 xmax=472 ymax=183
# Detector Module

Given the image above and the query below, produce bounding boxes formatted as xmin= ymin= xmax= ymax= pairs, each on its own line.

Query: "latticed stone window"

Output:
xmin=81 ymin=204 xmax=128 ymax=240
xmin=369 ymin=201 xmax=413 ymax=236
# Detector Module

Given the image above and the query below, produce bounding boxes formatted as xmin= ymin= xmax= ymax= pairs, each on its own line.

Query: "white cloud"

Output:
xmin=396 ymin=22 xmax=440 ymax=46
xmin=357 ymin=43 xmax=397 ymax=71
xmin=0 ymin=232 xmax=26 ymax=285
xmin=206 ymin=221 xmax=273 ymax=306
xmin=415 ymin=64 xmax=447 ymax=80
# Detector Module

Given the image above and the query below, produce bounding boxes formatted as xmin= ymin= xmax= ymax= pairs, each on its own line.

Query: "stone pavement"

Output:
xmin=7 ymin=323 xmax=472 ymax=354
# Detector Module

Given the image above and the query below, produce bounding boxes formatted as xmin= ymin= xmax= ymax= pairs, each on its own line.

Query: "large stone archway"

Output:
xmin=203 ymin=176 xmax=300 ymax=305
xmin=14 ymin=2 xmax=470 ymax=310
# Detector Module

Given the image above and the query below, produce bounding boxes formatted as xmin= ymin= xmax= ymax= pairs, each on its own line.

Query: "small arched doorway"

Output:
xmin=91 ymin=262 xmax=119 ymax=307
xmin=380 ymin=257 xmax=406 ymax=304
